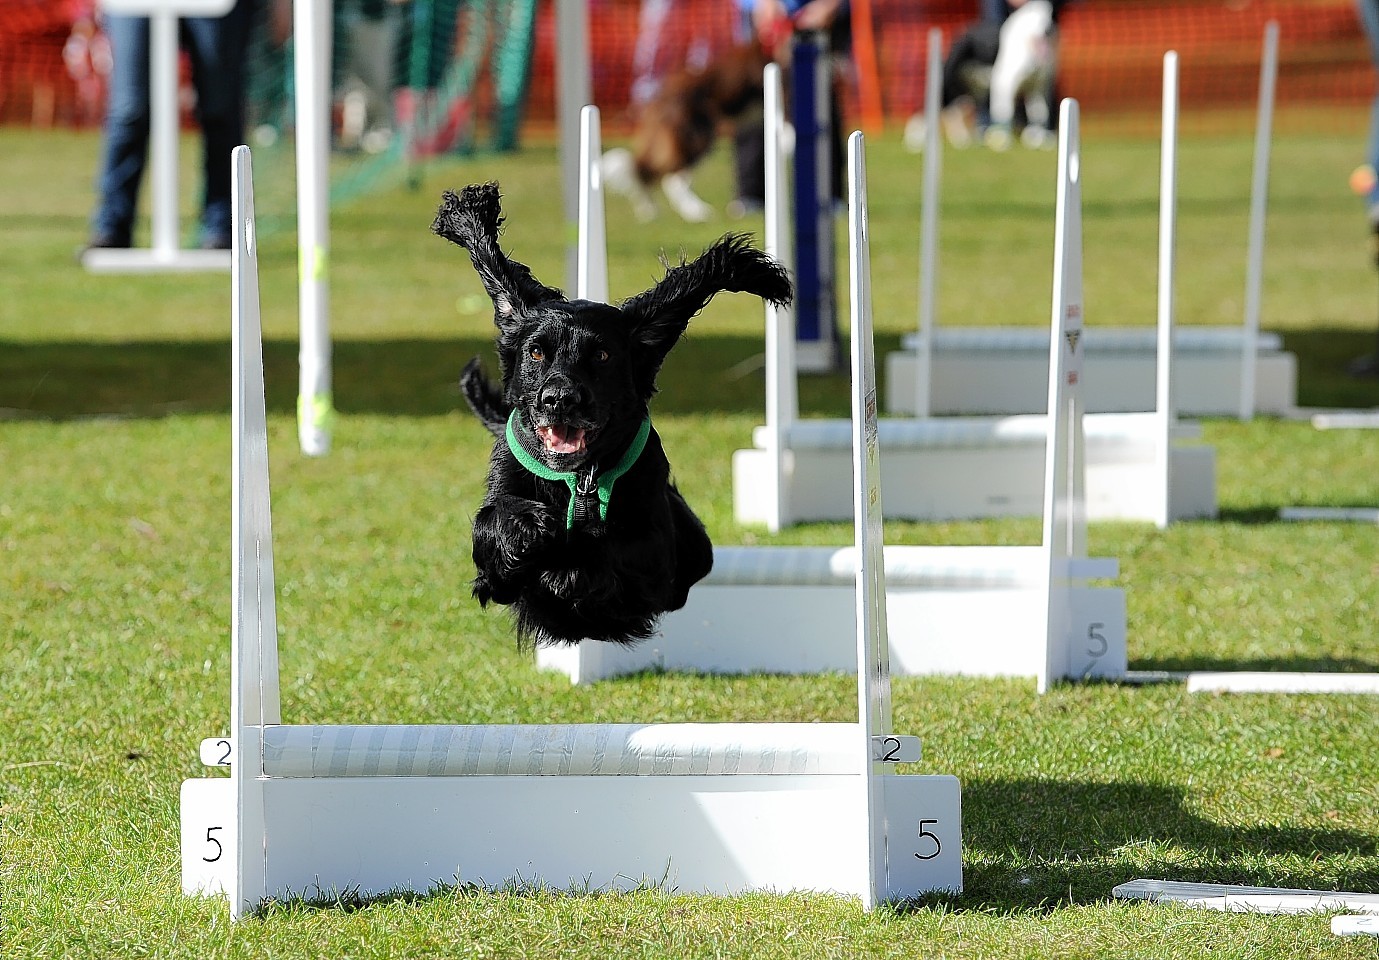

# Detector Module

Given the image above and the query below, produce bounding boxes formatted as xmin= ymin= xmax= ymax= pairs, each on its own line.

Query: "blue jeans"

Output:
xmin=1358 ymin=0 xmax=1379 ymax=212
xmin=92 ymin=1 xmax=254 ymax=245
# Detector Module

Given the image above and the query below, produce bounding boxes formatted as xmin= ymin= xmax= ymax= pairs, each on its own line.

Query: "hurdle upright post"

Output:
xmin=295 ymin=0 xmax=335 ymax=456
xmin=1153 ymin=53 xmax=1180 ymax=530
xmin=914 ymin=26 xmax=944 ymax=419
xmin=1240 ymin=21 xmax=1279 ymax=422
xmin=577 ymin=105 xmax=609 ymax=302
xmin=230 ymin=145 xmax=280 ymax=917
xmin=763 ymin=63 xmax=798 ymax=532
xmin=1038 ymin=100 xmax=1088 ymax=695
xmin=556 ymin=0 xmax=592 ymax=292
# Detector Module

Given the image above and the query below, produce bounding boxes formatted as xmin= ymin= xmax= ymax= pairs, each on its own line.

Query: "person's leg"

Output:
xmin=184 ymin=0 xmax=253 ymax=246
xmin=90 ymin=14 xmax=151 ymax=246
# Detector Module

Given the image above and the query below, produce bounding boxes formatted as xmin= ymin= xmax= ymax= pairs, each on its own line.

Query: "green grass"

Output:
xmin=3 ymin=118 xmax=1378 ymax=958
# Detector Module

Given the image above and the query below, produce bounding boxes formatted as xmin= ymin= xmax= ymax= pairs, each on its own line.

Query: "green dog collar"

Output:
xmin=505 ymin=411 xmax=652 ymax=529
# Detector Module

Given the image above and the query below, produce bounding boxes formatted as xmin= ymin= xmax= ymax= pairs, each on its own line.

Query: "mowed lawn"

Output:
xmin=2 ymin=114 xmax=1378 ymax=959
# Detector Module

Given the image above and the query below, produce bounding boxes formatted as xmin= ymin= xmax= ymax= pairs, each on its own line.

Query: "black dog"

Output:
xmin=432 ymin=183 xmax=792 ymax=646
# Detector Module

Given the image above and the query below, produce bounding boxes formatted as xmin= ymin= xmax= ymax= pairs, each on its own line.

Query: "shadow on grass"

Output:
xmin=1133 ymin=653 xmax=1379 ymax=673
xmin=899 ymin=776 xmax=1379 ymax=916
xmin=3 ymin=327 xmax=1375 ymax=421
xmin=0 ymin=335 xmax=859 ymax=421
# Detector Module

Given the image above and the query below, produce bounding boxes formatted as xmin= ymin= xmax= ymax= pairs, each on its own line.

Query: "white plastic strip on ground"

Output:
xmin=1186 ymin=672 xmax=1379 ymax=694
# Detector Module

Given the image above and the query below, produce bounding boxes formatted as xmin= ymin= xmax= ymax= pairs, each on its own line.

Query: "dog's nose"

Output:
xmin=537 ymin=379 xmax=584 ymax=418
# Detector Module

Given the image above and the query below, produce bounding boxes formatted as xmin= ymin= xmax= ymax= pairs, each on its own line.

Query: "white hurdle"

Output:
xmin=734 ymin=83 xmax=1216 ymax=530
xmin=179 ymin=146 xmax=963 ymax=918
xmin=887 ymin=30 xmax=1296 ymax=419
xmin=539 ymin=128 xmax=1128 ymax=693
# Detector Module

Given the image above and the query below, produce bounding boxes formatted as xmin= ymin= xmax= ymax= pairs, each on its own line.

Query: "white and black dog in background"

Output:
xmin=601 ymin=43 xmax=771 ymax=223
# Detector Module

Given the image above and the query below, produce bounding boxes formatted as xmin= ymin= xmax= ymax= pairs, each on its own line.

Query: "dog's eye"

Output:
xmin=593 ymin=349 xmax=610 ymax=364
xmin=529 ymin=346 xmax=544 ymax=362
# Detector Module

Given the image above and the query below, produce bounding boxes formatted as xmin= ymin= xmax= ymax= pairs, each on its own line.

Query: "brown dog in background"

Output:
xmin=601 ymin=43 xmax=770 ymax=223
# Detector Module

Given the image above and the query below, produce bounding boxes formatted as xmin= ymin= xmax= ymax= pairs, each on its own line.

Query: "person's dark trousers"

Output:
xmin=92 ymin=1 xmax=254 ymax=246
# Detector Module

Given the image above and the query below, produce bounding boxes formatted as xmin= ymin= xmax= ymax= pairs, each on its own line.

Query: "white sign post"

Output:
xmin=84 ymin=0 xmax=236 ymax=273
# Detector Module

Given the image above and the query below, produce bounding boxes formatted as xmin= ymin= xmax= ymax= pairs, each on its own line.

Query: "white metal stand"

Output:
xmin=736 ymin=80 xmax=1216 ymax=530
xmin=886 ymin=29 xmax=1295 ymax=419
xmin=179 ymin=146 xmax=963 ymax=919
xmin=82 ymin=0 xmax=235 ymax=274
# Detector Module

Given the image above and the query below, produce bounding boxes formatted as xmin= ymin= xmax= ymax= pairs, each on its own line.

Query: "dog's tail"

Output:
xmin=432 ymin=183 xmax=563 ymax=319
xmin=459 ymin=357 xmax=509 ymax=439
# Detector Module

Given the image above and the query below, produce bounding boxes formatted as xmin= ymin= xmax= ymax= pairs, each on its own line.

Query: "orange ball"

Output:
xmin=1350 ymin=164 xmax=1377 ymax=197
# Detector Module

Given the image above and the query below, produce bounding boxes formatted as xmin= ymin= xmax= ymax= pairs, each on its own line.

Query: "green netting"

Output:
xmin=243 ymin=0 xmax=537 ymax=238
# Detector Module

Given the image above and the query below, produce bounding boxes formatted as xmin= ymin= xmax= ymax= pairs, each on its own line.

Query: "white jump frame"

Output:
xmin=178 ymin=146 xmax=963 ymax=919
xmin=736 ymin=63 xmax=1216 ymax=530
xmin=81 ymin=0 xmax=236 ymax=274
xmin=893 ymin=28 xmax=1295 ymax=419
xmin=544 ymin=111 xmax=1128 ymax=691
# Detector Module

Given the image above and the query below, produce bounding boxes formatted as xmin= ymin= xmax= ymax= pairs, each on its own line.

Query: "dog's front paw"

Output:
xmin=475 ymin=500 xmax=561 ymax=580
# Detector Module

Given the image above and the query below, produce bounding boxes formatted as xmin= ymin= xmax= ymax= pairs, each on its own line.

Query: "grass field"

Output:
xmin=3 ymin=116 xmax=1378 ymax=958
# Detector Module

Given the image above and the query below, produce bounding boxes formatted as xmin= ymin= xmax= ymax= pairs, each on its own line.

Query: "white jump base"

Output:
xmin=735 ymin=413 xmax=1216 ymax=525
xmin=539 ymin=544 xmax=1126 ymax=683
xmin=181 ymin=145 xmax=963 ymax=918
xmin=81 ymin=247 xmax=232 ymax=273
xmin=885 ymin=327 xmax=1297 ymax=417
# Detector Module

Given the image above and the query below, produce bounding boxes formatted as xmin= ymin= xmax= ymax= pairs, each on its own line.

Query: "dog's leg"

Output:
xmin=660 ymin=171 xmax=714 ymax=223
xmin=470 ymin=496 xmax=562 ymax=607
xmin=600 ymin=147 xmax=659 ymax=222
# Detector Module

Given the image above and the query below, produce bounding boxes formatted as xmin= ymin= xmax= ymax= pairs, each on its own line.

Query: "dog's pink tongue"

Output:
xmin=537 ymin=424 xmax=587 ymax=454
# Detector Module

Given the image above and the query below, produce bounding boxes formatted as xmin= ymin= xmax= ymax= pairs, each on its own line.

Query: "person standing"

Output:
xmin=85 ymin=0 xmax=256 ymax=252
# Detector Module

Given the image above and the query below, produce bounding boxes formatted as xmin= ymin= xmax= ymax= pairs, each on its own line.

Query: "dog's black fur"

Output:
xmin=433 ymin=183 xmax=792 ymax=646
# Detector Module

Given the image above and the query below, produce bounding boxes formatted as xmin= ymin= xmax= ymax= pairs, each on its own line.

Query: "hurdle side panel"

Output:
xmin=244 ymin=773 xmax=960 ymax=904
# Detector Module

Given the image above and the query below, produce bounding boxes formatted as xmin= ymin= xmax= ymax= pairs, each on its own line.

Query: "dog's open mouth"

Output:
xmin=535 ymin=424 xmax=587 ymax=455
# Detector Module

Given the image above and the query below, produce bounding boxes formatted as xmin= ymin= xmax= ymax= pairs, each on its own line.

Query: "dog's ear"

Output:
xmin=619 ymin=234 xmax=792 ymax=394
xmin=432 ymin=183 xmax=564 ymax=328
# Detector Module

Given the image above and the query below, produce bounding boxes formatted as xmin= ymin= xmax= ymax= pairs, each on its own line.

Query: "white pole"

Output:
xmin=1240 ymin=21 xmax=1279 ymax=421
xmin=1154 ymin=52 xmax=1179 ymax=530
xmin=915 ymin=26 xmax=943 ymax=419
xmin=148 ymin=8 xmax=181 ymax=257
xmin=576 ymin=105 xmax=608 ymax=301
xmin=764 ymin=62 xmax=796 ymax=532
xmin=295 ymin=0 xmax=334 ymax=456
xmin=1039 ymin=98 xmax=1083 ymax=695
xmin=556 ymin=0 xmax=591 ymax=292
xmin=845 ymin=129 xmax=893 ymax=910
